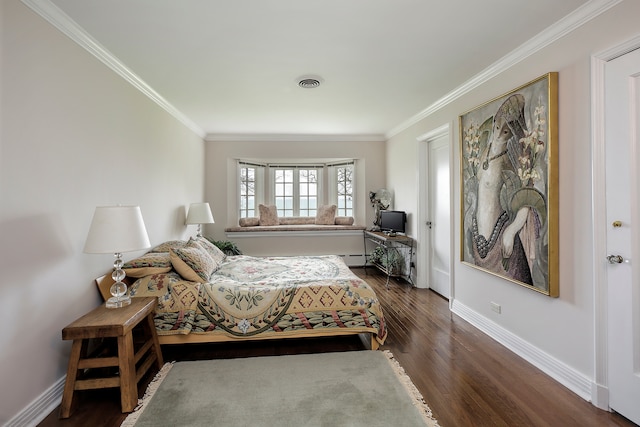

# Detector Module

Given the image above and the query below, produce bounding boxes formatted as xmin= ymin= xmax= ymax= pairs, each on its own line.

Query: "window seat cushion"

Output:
xmin=227 ymin=216 xmax=363 ymax=232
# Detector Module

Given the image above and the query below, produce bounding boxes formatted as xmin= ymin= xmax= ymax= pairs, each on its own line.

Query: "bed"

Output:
xmin=96 ymin=237 xmax=386 ymax=350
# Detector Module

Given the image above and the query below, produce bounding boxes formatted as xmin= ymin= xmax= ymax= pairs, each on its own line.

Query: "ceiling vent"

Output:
xmin=297 ymin=76 xmax=323 ymax=89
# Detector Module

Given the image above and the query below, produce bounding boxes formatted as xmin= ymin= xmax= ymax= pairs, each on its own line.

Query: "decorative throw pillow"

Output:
xmin=128 ymin=271 xmax=182 ymax=297
xmin=194 ymin=236 xmax=227 ymax=265
xmin=334 ymin=216 xmax=355 ymax=226
xmin=129 ymin=272 xmax=200 ymax=313
xmin=258 ymin=204 xmax=279 ymax=226
xmin=170 ymin=240 xmax=217 ymax=282
xmin=315 ymin=204 xmax=337 ymax=225
xmin=239 ymin=217 xmax=260 ymax=227
xmin=122 ymin=252 xmax=173 ymax=278
xmin=148 ymin=240 xmax=187 ymax=253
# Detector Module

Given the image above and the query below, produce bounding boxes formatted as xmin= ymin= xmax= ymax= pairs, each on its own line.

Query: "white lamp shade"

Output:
xmin=186 ymin=203 xmax=215 ymax=225
xmin=84 ymin=205 xmax=151 ymax=254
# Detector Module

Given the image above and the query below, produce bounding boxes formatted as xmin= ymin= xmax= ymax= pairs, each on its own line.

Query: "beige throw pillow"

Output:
xmin=239 ymin=217 xmax=260 ymax=227
xmin=170 ymin=240 xmax=217 ymax=282
xmin=259 ymin=204 xmax=279 ymax=226
xmin=334 ymin=216 xmax=355 ymax=225
xmin=194 ymin=236 xmax=227 ymax=265
xmin=122 ymin=252 xmax=173 ymax=278
xmin=315 ymin=204 xmax=337 ymax=225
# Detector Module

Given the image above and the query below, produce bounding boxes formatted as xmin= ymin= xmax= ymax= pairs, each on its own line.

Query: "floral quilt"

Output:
xmin=129 ymin=255 xmax=386 ymax=345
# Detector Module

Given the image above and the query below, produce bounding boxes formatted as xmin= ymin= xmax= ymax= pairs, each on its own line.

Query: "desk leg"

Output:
xmin=117 ymin=332 xmax=138 ymax=412
xmin=59 ymin=339 xmax=83 ymax=418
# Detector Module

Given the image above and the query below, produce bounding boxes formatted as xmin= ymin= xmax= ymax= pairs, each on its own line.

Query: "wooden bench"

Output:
xmin=59 ymin=297 xmax=163 ymax=418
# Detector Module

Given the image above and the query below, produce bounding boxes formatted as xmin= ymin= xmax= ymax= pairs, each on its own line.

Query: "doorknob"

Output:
xmin=607 ymin=254 xmax=624 ymax=264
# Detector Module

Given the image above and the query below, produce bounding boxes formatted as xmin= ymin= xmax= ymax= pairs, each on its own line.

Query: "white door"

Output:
xmin=427 ymin=135 xmax=451 ymax=298
xmin=605 ymin=47 xmax=640 ymax=425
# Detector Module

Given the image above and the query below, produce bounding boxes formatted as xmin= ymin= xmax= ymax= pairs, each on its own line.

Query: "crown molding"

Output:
xmin=386 ymin=0 xmax=624 ymax=139
xmin=22 ymin=0 xmax=622 ymax=142
xmin=205 ymin=133 xmax=386 ymax=143
xmin=21 ymin=0 xmax=206 ymax=139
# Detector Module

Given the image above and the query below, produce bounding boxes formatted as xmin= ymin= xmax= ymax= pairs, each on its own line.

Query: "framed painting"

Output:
xmin=459 ymin=72 xmax=558 ymax=296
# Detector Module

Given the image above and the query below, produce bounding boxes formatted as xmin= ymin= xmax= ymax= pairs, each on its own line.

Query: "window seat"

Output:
xmin=225 ymin=216 xmax=365 ymax=237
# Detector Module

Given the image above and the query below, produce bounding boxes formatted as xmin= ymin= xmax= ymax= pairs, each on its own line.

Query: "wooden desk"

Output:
xmin=60 ymin=297 xmax=163 ymax=418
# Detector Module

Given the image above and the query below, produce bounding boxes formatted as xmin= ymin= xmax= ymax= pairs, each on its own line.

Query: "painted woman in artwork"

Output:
xmin=464 ymin=93 xmax=548 ymax=288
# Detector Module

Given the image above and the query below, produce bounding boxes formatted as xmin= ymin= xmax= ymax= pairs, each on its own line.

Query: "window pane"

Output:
xmin=335 ymin=165 xmax=354 ymax=217
xmin=240 ymin=166 xmax=257 ymax=219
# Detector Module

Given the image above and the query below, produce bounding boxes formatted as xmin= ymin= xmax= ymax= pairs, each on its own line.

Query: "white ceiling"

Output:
xmin=40 ymin=0 xmax=591 ymax=139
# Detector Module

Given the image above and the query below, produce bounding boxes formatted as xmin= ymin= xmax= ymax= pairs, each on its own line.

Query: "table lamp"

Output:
xmin=186 ymin=202 xmax=214 ymax=237
xmin=84 ymin=205 xmax=151 ymax=308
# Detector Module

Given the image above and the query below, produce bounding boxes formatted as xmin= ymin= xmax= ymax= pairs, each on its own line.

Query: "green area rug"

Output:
xmin=122 ymin=350 xmax=439 ymax=427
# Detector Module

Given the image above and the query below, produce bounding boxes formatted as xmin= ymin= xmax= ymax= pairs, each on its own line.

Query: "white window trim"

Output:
xmin=235 ymin=159 xmax=356 ymax=219
xmin=237 ymin=161 xmax=265 ymax=218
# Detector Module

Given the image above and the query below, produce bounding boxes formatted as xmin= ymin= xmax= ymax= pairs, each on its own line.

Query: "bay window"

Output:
xmin=238 ymin=160 xmax=355 ymax=219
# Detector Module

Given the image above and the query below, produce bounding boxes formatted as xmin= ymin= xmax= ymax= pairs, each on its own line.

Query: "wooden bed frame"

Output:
xmin=95 ymin=274 xmax=379 ymax=350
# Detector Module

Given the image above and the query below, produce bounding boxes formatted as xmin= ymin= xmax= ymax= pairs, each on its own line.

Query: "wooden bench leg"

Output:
xmin=60 ymin=339 xmax=84 ymax=418
xmin=117 ymin=331 xmax=138 ymax=412
xmin=145 ymin=313 xmax=164 ymax=369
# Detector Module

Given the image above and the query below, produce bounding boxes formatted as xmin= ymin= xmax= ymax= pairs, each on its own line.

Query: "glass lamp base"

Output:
xmin=106 ymin=295 xmax=131 ymax=309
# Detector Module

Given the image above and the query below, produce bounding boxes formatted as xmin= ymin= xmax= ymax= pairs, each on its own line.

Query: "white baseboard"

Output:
xmin=5 ymin=376 xmax=65 ymax=427
xmin=451 ymin=299 xmax=593 ymax=401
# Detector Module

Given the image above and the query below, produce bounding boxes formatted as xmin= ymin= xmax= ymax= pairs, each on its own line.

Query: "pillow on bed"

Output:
xmin=128 ymin=271 xmax=200 ymax=313
xmin=122 ymin=252 xmax=173 ymax=278
xmin=194 ymin=236 xmax=227 ymax=264
xmin=315 ymin=204 xmax=337 ymax=225
xmin=170 ymin=240 xmax=218 ymax=282
xmin=148 ymin=240 xmax=187 ymax=253
xmin=258 ymin=204 xmax=279 ymax=226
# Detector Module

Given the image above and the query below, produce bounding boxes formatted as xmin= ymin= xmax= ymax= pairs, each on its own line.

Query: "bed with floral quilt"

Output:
xmin=96 ymin=237 xmax=386 ymax=350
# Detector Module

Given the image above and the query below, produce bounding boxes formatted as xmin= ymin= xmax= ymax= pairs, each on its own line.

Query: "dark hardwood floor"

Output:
xmin=39 ymin=267 xmax=636 ymax=427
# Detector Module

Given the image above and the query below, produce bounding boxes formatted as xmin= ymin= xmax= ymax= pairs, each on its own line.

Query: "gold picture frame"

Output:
xmin=459 ymin=72 xmax=558 ymax=296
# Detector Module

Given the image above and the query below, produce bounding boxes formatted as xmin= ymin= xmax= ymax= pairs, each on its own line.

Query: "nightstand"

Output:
xmin=59 ymin=297 xmax=163 ymax=418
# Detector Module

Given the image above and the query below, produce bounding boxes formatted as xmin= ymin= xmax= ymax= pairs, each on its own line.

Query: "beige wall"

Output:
xmin=0 ymin=1 xmax=204 ymax=423
xmin=203 ymin=139 xmax=386 ymax=257
xmin=386 ymin=0 xmax=640 ymax=393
